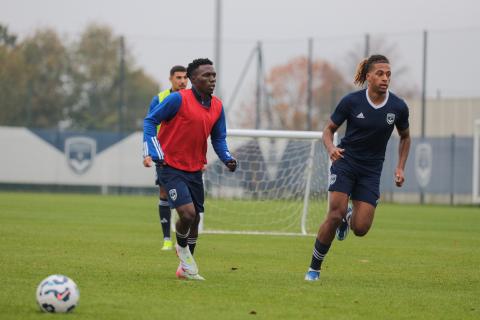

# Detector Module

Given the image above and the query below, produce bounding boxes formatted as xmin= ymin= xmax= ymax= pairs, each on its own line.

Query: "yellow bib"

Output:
xmin=156 ymin=89 xmax=171 ymax=133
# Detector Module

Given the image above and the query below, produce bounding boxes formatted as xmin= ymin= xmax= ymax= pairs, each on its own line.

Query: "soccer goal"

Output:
xmin=202 ymin=129 xmax=335 ymax=236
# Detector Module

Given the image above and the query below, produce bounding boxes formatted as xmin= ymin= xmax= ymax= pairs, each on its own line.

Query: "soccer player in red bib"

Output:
xmin=143 ymin=58 xmax=237 ymax=280
xmin=305 ymin=55 xmax=411 ymax=281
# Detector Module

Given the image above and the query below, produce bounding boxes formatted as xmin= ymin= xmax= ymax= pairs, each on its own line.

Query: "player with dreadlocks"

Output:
xmin=143 ymin=58 xmax=237 ymax=280
xmin=305 ymin=54 xmax=411 ymax=281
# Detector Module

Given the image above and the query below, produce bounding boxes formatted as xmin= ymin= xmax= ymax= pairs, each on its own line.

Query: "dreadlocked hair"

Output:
xmin=353 ymin=54 xmax=389 ymax=86
xmin=187 ymin=58 xmax=213 ymax=79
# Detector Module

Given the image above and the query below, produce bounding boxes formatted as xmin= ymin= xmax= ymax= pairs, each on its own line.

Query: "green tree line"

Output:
xmin=0 ymin=23 xmax=159 ymax=132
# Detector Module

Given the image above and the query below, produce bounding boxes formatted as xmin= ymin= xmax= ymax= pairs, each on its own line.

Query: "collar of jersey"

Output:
xmin=365 ymin=88 xmax=389 ymax=109
xmin=191 ymin=86 xmax=212 ymax=107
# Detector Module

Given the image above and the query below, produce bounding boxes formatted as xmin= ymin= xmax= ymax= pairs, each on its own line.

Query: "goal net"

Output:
xmin=202 ymin=129 xmax=333 ymax=236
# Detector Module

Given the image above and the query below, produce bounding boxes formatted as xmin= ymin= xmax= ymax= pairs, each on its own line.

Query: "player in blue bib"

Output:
xmin=305 ymin=55 xmax=411 ymax=281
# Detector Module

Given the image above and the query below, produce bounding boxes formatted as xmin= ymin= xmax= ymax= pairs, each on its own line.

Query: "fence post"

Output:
xmin=450 ymin=134 xmax=455 ymax=205
xmin=420 ymin=30 xmax=428 ymax=204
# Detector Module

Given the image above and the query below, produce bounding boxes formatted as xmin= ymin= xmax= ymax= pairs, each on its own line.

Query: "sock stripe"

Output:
xmin=176 ymin=228 xmax=190 ymax=239
xmin=313 ymin=249 xmax=325 ymax=260
xmin=310 ymin=239 xmax=331 ymax=271
xmin=158 ymin=199 xmax=169 ymax=206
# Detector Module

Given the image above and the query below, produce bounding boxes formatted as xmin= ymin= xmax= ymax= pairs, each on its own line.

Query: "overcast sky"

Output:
xmin=2 ymin=0 xmax=480 ymax=104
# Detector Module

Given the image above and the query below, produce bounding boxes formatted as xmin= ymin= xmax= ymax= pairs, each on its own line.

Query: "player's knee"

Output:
xmin=177 ymin=208 xmax=196 ymax=225
xmin=159 ymin=189 xmax=168 ymax=199
xmin=182 ymin=212 xmax=196 ymax=225
xmin=183 ymin=212 xmax=200 ymax=229
xmin=192 ymin=213 xmax=200 ymax=226
xmin=329 ymin=214 xmax=343 ymax=226
xmin=326 ymin=208 xmax=345 ymax=226
xmin=352 ymin=225 xmax=370 ymax=237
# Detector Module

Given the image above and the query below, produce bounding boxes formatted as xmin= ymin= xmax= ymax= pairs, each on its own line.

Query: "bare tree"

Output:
xmin=236 ymin=56 xmax=351 ymax=130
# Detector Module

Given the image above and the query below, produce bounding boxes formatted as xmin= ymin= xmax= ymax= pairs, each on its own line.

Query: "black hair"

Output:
xmin=170 ymin=65 xmax=186 ymax=76
xmin=354 ymin=54 xmax=390 ymax=86
xmin=186 ymin=58 xmax=213 ymax=79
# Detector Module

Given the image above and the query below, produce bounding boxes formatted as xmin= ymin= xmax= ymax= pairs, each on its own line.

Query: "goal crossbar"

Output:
xmin=227 ymin=129 xmax=323 ymax=140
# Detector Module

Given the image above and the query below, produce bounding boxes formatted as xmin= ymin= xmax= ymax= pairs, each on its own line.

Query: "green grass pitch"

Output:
xmin=0 ymin=192 xmax=479 ymax=319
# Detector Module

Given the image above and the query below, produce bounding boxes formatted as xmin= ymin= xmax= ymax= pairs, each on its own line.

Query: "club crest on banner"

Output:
xmin=415 ymin=142 xmax=433 ymax=188
xmin=386 ymin=113 xmax=395 ymax=125
xmin=65 ymin=137 xmax=96 ymax=175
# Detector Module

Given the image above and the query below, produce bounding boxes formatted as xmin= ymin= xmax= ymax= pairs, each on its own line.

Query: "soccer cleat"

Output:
xmin=187 ymin=273 xmax=205 ymax=281
xmin=175 ymin=263 xmax=187 ymax=279
xmin=175 ymin=244 xmax=198 ymax=275
xmin=304 ymin=268 xmax=320 ymax=281
xmin=336 ymin=206 xmax=352 ymax=241
xmin=161 ymin=239 xmax=173 ymax=251
xmin=176 ymin=264 xmax=205 ymax=281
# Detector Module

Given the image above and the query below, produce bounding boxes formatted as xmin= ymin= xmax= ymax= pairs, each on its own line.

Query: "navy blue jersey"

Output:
xmin=331 ymin=89 xmax=409 ymax=165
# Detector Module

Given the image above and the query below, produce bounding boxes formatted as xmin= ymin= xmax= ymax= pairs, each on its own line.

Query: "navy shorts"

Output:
xmin=328 ymin=157 xmax=381 ymax=207
xmin=156 ymin=165 xmax=204 ymax=213
xmin=154 ymin=163 xmax=163 ymax=186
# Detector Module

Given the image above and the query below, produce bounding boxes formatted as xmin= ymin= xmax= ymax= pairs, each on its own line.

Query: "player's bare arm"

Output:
xmin=395 ymin=127 xmax=411 ymax=187
xmin=322 ymin=120 xmax=344 ymax=162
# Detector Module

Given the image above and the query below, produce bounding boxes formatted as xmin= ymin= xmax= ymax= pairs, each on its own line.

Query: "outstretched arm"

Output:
xmin=395 ymin=127 xmax=411 ymax=187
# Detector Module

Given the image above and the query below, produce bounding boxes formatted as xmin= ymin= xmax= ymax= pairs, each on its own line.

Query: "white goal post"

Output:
xmin=199 ymin=129 xmax=337 ymax=236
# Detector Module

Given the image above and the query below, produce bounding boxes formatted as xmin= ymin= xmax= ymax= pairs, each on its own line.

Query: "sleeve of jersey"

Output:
xmin=147 ymin=95 xmax=160 ymax=114
xmin=143 ymin=93 xmax=182 ymax=161
xmin=396 ymin=101 xmax=410 ymax=131
xmin=210 ymin=107 xmax=233 ymax=164
xmin=330 ymin=96 xmax=350 ymax=126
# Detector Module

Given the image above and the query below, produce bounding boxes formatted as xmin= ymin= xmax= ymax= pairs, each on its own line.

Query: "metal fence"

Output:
xmin=382 ymin=136 xmax=473 ymax=204
xmin=2 ymin=26 xmax=480 ymax=204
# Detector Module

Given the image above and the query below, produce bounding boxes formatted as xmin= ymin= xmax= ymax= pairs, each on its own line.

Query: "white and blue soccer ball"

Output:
xmin=36 ymin=275 xmax=80 ymax=313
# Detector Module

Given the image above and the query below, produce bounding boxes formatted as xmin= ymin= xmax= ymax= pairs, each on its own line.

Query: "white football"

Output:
xmin=36 ymin=275 xmax=80 ymax=313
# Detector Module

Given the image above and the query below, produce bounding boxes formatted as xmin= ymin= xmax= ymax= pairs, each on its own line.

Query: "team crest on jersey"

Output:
xmin=65 ymin=137 xmax=96 ymax=175
xmin=329 ymin=174 xmax=337 ymax=186
xmin=169 ymin=189 xmax=177 ymax=201
xmin=386 ymin=113 xmax=395 ymax=125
